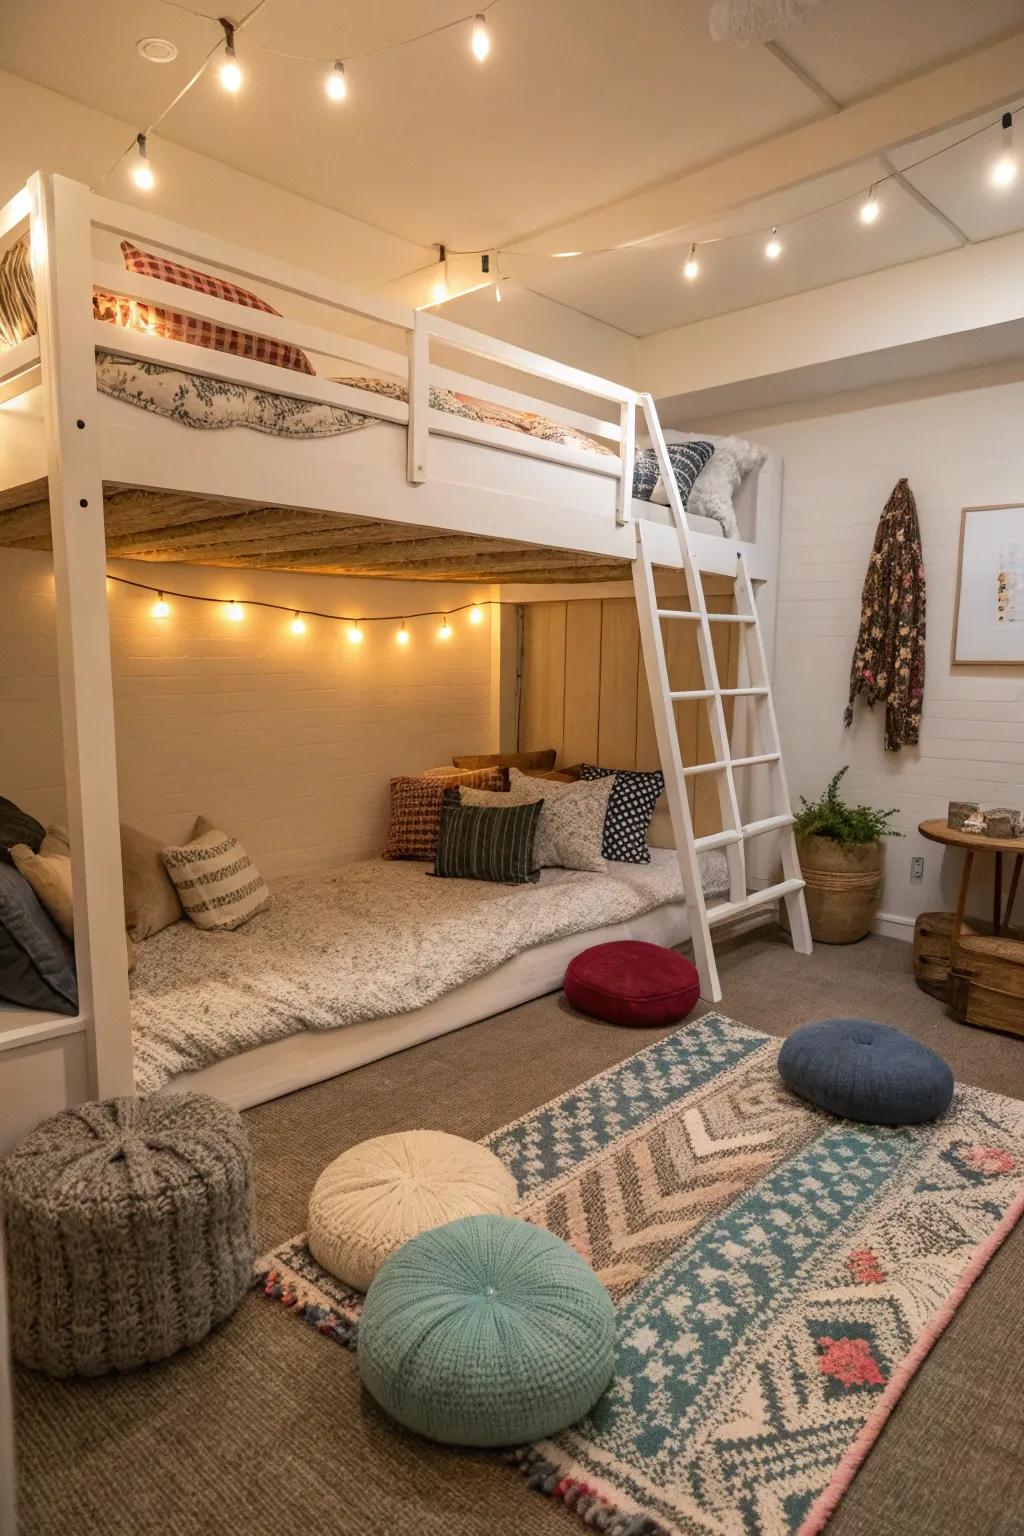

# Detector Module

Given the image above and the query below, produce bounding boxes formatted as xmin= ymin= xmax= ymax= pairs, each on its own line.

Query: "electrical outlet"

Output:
xmin=910 ymin=856 xmax=925 ymax=885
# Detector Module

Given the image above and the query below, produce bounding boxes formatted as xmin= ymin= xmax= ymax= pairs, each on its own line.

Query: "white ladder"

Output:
xmin=631 ymin=393 xmax=812 ymax=1003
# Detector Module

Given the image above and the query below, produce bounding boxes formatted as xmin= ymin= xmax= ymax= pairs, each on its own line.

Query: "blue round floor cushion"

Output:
xmin=778 ymin=1018 xmax=954 ymax=1126
xmin=357 ymin=1213 xmax=616 ymax=1447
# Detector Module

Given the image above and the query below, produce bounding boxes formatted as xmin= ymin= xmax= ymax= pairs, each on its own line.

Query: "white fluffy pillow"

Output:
xmin=656 ymin=433 xmax=766 ymax=537
xmin=460 ymin=769 xmax=613 ymax=873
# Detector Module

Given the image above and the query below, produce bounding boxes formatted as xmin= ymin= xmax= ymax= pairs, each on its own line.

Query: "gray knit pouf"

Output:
xmin=0 ymin=1093 xmax=255 ymax=1377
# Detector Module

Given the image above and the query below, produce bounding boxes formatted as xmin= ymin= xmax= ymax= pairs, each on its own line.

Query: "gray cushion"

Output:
xmin=0 ymin=861 xmax=77 ymax=1013
xmin=0 ymin=795 xmax=45 ymax=862
xmin=778 ymin=1017 xmax=954 ymax=1126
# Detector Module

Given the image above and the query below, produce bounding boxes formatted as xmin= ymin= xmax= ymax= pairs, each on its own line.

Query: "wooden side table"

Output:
xmin=918 ymin=819 xmax=1024 ymax=940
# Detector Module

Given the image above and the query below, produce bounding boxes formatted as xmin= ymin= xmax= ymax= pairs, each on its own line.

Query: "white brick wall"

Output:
xmin=0 ymin=551 xmax=494 ymax=876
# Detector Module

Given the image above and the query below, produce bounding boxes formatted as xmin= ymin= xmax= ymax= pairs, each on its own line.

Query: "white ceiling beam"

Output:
xmin=508 ymin=32 xmax=1024 ymax=258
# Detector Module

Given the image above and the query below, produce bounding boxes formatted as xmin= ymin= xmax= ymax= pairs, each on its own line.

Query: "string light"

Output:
xmin=219 ymin=20 xmax=243 ymax=92
xmin=683 ymin=243 xmax=699 ymax=281
xmin=438 ymin=617 xmax=453 ymax=640
xmin=992 ymin=111 xmax=1017 ymax=188
xmin=765 ymin=228 xmax=782 ymax=261
xmin=471 ymin=14 xmax=491 ymax=61
xmin=468 ymin=604 xmax=484 ymax=624
xmin=132 ymin=134 xmax=154 ymax=191
xmin=431 ymin=277 xmax=449 ymax=305
xmin=151 ymin=592 xmax=170 ymax=618
xmin=859 ymin=186 xmax=880 ymax=224
xmin=225 ymin=601 xmax=245 ymax=622
xmin=396 ymin=621 xmax=410 ymax=646
xmin=347 ymin=620 xmax=363 ymax=644
xmin=290 ymin=611 xmax=306 ymax=634
xmin=326 ymin=60 xmax=347 ymax=100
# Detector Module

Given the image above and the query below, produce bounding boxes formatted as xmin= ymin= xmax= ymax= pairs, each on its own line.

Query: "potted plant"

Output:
xmin=790 ymin=768 xmax=901 ymax=943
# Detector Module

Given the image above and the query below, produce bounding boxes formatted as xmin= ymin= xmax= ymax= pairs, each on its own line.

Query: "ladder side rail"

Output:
xmin=634 ymin=522 xmax=722 ymax=1002
xmin=640 ymin=395 xmax=746 ymax=905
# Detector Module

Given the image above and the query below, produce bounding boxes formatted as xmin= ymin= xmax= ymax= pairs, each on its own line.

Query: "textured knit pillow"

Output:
xmin=580 ymin=765 xmax=665 ymax=864
xmin=434 ymin=793 xmax=543 ymax=884
xmin=660 ymin=432 xmax=767 ymax=535
xmin=0 ymin=236 xmax=36 ymax=350
xmin=383 ymin=769 xmax=504 ymax=861
xmin=462 ymin=769 xmax=613 ymax=873
xmin=161 ymin=825 xmax=271 ymax=931
xmin=632 ymin=441 xmax=714 ymax=508
xmin=94 ymin=240 xmax=314 ymax=375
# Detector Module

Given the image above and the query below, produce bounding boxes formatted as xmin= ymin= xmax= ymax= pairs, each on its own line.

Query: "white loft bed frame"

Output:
xmin=0 ymin=173 xmax=783 ymax=1146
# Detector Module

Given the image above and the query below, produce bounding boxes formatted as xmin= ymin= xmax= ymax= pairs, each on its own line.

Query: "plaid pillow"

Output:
xmin=93 ymin=240 xmax=314 ymax=375
xmin=434 ymin=791 xmax=542 ymax=884
xmin=382 ymin=769 xmax=505 ymax=861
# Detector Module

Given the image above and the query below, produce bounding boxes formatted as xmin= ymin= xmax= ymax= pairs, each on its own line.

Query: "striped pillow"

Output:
xmin=161 ymin=826 xmax=271 ymax=931
xmin=434 ymin=792 xmax=543 ymax=884
xmin=0 ymin=236 xmax=36 ymax=350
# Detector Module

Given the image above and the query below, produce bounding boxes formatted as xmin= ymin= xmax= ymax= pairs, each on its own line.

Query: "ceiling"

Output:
xmin=2 ymin=0 xmax=1023 ymax=336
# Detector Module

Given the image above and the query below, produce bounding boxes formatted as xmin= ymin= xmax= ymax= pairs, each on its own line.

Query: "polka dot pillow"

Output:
xmin=580 ymin=764 xmax=665 ymax=864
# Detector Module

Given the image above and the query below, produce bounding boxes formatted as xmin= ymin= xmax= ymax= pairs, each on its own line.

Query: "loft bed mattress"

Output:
xmin=130 ymin=848 xmax=727 ymax=1094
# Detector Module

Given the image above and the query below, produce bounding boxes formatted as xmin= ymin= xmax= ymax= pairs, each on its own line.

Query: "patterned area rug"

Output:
xmin=255 ymin=1015 xmax=1024 ymax=1536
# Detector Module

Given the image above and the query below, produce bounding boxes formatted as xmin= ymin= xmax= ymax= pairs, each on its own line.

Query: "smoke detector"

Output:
xmin=137 ymin=37 xmax=178 ymax=64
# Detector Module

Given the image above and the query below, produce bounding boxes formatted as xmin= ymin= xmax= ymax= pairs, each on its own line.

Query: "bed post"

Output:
xmin=407 ymin=312 xmax=428 ymax=484
xmin=28 ymin=172 xmax=134 ymax=1100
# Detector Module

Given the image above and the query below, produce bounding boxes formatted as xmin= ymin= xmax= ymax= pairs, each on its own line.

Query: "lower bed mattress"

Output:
xmin=136 ymin=848 xmax=727 ymax=1105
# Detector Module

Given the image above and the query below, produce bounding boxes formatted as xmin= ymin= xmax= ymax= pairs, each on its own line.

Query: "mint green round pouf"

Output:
xmin=357 ymin=1213 xmax=616 ymax=1446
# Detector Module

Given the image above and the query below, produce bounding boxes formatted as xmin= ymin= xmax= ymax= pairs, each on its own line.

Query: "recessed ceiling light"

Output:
xmin=138 ymin=37 xmax=178 ymax=64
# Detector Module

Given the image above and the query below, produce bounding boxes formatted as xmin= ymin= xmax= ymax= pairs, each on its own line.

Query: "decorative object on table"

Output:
xmin=949 ymin=930 xmax=1024 ymax=1039
xmin=919 ymin=817 xmax=1024 ymax=942
xmin=913 ymin=910 xmax=977 ymax=1001
xmin=0 ymin=1093 xmax=253 ymax=1377
xmin=789 ymin=767 xmax=900 ymax=943
xmin=844 ymin=477 xmax=926 ymax=751
xmin=947 ymin=800 xmax=979 ymax=831
xmin=357 ymin=1213 xmax=616 ymax=1447
xmin=952 ymin=503 xmax=1024 ymax=664
xmin=983 ymin=806 xmax=1023 ymax=840
xmin=256 ymin=1016 xmax=1024 ymax=1536
xmin=563 ymin=939 xmax=700 ymax=1026
xmin=778 ymin=1018 xmax=954 ymax=1125
xmin=307 ymin=1130 xmax=517 ymax=1292
xmin=962 ymin=809 xmax=986 ymax=834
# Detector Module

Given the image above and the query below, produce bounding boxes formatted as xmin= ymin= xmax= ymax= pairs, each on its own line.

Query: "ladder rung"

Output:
xmin=731 ymin=753 xmax=780 ymax=769
xmin=706 ymin=878 xmax=806 ymax=928
xmin=656 ymin=610 xmax=755 ymax=624
xmin=656 ymin=609 xmax=699 ymax=620
xmin=743 ymin=813 xmax=795 ymax=837
xmin=719 ymin=687 xmax=769 ymax=698
xmin=694 ymin=829 xmax=742 ymax=852
xmin=682 ymin=760 xmax=726 ymax=778
xmin=669 ymin=689 xmax=714 ymax=701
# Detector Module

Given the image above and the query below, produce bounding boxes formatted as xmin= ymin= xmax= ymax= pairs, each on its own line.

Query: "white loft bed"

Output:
xmin=0 ymin=173 xmax=783 ymax=1145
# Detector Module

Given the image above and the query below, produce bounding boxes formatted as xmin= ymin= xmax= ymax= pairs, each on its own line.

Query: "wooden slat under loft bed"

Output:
xmin=0 ymin=480 xmax=629 ymax=584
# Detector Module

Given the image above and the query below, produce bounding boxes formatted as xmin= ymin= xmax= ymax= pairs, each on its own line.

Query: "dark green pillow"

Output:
xmin=434 ymin=793 xmax=543 ymax=885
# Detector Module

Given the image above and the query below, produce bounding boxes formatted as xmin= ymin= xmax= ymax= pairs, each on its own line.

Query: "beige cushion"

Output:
xmin=307 ymin=1130 xmax=518 ymax=1292
xmin=462 ymin=768 xmax=613 ymax=872
xmin=10 ymin=832 xmax=74 ymax=937
xmin=161 ymin=822 xmax=271 ymax=931
xmin=121 ymin=822 xmax=184 ymax=940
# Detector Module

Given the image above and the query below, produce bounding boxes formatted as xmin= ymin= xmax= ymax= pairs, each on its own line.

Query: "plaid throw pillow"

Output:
xmin=382 ymin=769 xmax=505 ymax=861
xmin=93 ymin=240 xmax=314 ymax=375
xmin=161 ymin=826 xmax=271 ymax=931
xmin=434 ymin=791 xmax=543 ymax=884
xmin=0 ymin=236 xmax=36 ymax=350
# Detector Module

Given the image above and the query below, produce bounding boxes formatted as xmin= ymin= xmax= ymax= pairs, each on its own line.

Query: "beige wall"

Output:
xmin=1 ymin=549 xmax=494 ymax=875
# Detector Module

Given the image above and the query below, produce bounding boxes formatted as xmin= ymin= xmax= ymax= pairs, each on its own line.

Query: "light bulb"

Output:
xmin=859 ymin=189 xmax=880 ymax=224
xmin=326 ymin=61 xmax=346 ymax=100
xmin=347 ymin=621 xmax=363 ymax=644
xmin=469 ymin=604 xmax=483 ymax=625
xmin=765 ymin=228 xmax=782 ymax=261
xmin=992 ymin=111 xmax=1017 ymax=188
xmin=290 ymin=612 xmax=306 ymax=635
xmin=471 ymin=14 xmax=490 ymax=61
xmin=396 ymin=622 xmax=410 ymax=646
xmin=683 ymin=243 xmax=699 ymax=281
xmin=430 ymin=279 xmax=448 ymax=305
xmin=438 ymin=617 xmax=452 ymax=640
xmin=132 ymin=134 xmax=154 ymax=191
xmin=219 ymin=24 xmax=242 ymax=93
xmin=225 ymin=601 xmax=244 ymax=622
xmin=152 ymin=593 xmax=169 ymax=618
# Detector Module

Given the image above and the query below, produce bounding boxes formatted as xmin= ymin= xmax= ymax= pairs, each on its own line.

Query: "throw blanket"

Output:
xmin=844 ymin=477 xmax=926 ymax=751
xmin=129 ymin=851 xmax=727 ymax=1093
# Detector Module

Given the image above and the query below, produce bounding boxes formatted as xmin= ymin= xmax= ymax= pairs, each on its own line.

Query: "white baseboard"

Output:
xmin=873 ymin=911 xmax=915 ymax=943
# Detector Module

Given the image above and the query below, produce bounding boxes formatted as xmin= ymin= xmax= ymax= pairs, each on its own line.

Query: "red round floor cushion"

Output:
xmin=564 ymin=941 xmax=700 ymax=1027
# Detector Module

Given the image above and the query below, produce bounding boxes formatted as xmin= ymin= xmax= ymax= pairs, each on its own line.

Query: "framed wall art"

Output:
xmin=952 ymin=503 xmax=1024 ymax=665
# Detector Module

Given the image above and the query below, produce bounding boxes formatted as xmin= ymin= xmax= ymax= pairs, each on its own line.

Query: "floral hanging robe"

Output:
xmin=844 ymin=477 xmax=926 ymax=751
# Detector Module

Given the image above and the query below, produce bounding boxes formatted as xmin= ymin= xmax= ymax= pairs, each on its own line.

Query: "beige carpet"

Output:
xmin=14 ymin=928 xmax=1024 ymax=1536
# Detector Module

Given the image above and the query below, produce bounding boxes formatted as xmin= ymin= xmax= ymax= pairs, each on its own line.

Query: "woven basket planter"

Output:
xmin=793 ymin=834 xmax=883 ymax=944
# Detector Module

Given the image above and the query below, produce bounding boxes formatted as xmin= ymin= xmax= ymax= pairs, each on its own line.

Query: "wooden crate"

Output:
xmin=949 ymin=932 xmax=1024 ymax=1038
xmin=913 ymin=911 xmax=975 ymax=1001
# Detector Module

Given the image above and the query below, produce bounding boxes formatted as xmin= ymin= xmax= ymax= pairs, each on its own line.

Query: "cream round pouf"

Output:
xmin=308 ymin=1130 xmax=518 ymax=1291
